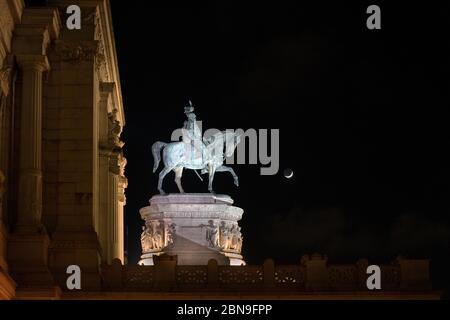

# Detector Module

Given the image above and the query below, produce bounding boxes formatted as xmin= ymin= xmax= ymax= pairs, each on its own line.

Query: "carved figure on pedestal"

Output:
xmin=140 ymin=226 xmax=154 ymax=253
xmin=205 ymin=220 xmax=219 ymax=248
xmin=220 ymin=221 xmax=231 ymax=250
xmin=229 ymin=225 xmax=238 ymax=251
xmin=152 ymin=220 xmax=164 ymax=250
xmin=165 ymin=222 xmax=176 ymax=246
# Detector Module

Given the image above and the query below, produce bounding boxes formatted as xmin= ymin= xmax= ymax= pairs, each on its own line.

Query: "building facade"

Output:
xmin=0 ymin=0 xmax=126 ymax=299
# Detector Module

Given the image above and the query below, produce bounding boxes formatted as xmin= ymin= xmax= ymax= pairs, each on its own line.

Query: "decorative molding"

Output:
xmin=53 ymin=40 xmax=98 ymax=64
xmin=94 ymin=10 xmax=110 ymax=82
xmin=143 ymin=211 xmax=244 ymax=221
xmin=15 ymin=54 xmax=49 ymax=72
xmin=107 ymin=109 xmax=124 ymax=150
xmin=12 ymin=8 xmax=61 ymax=57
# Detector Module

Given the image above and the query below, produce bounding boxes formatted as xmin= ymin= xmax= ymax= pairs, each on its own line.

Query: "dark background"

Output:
xmin=109 ymin=1 xmax=450 ymax=294
xmin=26 ymin=0 xmax=450 ymax=295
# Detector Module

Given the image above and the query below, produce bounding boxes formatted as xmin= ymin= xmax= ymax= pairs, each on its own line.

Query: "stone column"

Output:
xmin=0 ymin=62 xmax=11 ymax=275
xmin=7 ymin=8 xmax=61 ymax=298
xmin=15 ymin=55 xmax=49 ymax=232
xmin=7 ymin=55 xmax=59 ymax=297
xmin=0 ymin=169 xmax=16 ymax=300
xmin=0 ymin=170 xmax=7 ymax=270
xmin=97 ymin=82 xmax=127 ymax=264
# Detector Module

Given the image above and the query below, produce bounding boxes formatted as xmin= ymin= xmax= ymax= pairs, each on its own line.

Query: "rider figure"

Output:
xmin=182 ymin=101 xmax=205 ymax=165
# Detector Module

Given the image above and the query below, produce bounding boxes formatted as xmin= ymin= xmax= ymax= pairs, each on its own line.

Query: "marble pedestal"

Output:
xmin=139 ymin=194 xmax=245 ymax=266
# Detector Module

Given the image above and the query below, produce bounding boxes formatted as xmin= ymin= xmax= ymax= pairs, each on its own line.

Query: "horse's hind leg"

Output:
xmin=158 ymin=166 xmax=173 ymax=195
xmin=173 ymin=167 xmax=185 ymax=193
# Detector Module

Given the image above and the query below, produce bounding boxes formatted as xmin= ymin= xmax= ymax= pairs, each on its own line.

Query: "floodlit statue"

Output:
xmin=152 ymin=100 xmax=241 ymax=194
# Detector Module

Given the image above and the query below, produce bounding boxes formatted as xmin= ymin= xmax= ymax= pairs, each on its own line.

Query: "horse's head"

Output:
xmin=225 ymin=132 xmax=242 ymax=158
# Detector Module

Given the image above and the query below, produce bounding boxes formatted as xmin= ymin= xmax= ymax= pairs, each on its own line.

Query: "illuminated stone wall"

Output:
xmin=0 ymin=0 xmax=126 ymax=299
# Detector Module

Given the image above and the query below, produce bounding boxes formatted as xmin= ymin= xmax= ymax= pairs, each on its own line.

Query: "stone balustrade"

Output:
xmin=100 ymin=254 xmax=432 ymax=293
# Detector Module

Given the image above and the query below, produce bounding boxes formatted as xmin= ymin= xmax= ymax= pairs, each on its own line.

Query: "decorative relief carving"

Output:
xmin=94 ymin=10 xmax=110 ymax=82
xmin=117 ymin=154 xmax=128 ymax=204
xmin=217 ymin=221 xmax=242 ymax=253
xmin=165 ymin=222 xmax=176 ymax=246
xmin=54 ymin=41 xmax=99 ymax=64
xmin=108 ymin=109 xmax=124 ymax=150
xmin=141 ymin=220 xmax=165 ymax=253
xmin=199 ymin=220 xmax=242 ymax=253
xmin=141 ymin=219 xmax=177 ymax=253
xmin=204 ymin=220 xmax=219 ymax=248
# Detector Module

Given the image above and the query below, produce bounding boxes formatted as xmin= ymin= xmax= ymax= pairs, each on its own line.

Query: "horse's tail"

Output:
xmin=152 ymin=141 xmax=168 ymax=173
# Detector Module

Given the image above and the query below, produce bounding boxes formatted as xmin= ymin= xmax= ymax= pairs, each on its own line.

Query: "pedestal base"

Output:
xmin=139 ymin=194 xmax=245 ymax=266
xmin=7 ymin=232 xmax=60 ymax=299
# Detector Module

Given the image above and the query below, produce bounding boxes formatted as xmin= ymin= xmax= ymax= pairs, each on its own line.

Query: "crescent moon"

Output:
xmin=284 ymin=169 xmax=294 ymax=179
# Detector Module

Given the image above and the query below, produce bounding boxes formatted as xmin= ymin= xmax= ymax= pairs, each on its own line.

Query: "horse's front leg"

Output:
xmin=215 ymin=165 xmax=239 ymax=187
xmin=173 ymin=167 xmax=185 ymax=193
xmin=208 ymin=165 xmax=216 ymax=194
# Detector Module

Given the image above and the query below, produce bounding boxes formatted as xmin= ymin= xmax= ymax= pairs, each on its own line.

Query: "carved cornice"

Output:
xmin=20 ymin=8 xmax=61 ymax=40
xmin=141 ymin=209 xmax=244 ymax=222
xmin=12 ymin=8 xmax=61 ymax=56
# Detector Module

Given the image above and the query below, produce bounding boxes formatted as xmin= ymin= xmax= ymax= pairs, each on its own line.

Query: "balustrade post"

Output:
xmin=154 ymin=254 xmax=177 ymax=290
xmin=207 ymin=259 xmax=218 ymax=289
xmin=263 ymin=259 xmax=275 ymax=288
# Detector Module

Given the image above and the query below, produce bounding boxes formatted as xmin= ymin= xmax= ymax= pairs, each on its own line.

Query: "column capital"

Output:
xmin=15 ymin=54 xmax=50 ymax=72
xmin=0 ymin=55 xmax=14 ymax=97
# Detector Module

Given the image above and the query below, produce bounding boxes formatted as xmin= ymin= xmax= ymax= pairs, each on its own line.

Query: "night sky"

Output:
xmin=28 ymin=1 xmax=450 ymax=293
